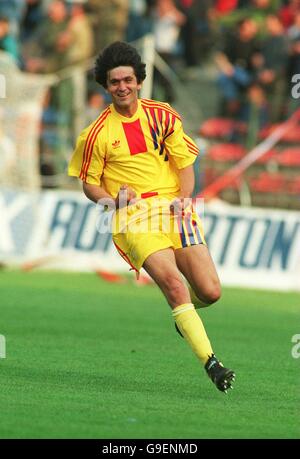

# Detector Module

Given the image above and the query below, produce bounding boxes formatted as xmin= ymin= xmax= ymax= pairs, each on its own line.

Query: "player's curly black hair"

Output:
xmin=94 ymin=41 xmax=146 ymax=89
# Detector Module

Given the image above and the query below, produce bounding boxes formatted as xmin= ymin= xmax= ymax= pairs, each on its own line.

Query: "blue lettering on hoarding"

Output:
xmin=74 ymin=204 xmax=111 ymax=251
xmin=50 ymin=199 xmax=112 ymax=252
xmin=267 ymin=221 xmax=300 ymax=269
xmin=219 ymin=215 xmax=241 ymax=265
xmin=239 ymin=218 xmax=273 ymax=268
xmin=203 ymin=213 xmax=218 ymax=246
xmin=205 ymin=212 xmax=300 ymax=271
xmin=50 ymin=200 xmax=79 ymax=247
xmin=74 ymin=203 xmax=97 ymax=250
xmin=49 ymin=201 xmax=300 ymax=265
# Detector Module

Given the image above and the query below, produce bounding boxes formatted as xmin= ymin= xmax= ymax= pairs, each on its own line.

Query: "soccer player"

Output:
xmin=68 ymin=41 xmax=235 ymax=393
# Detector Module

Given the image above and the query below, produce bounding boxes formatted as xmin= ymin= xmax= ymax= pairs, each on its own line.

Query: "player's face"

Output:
xmin=106 ymin=66 xmax=142 ymax=117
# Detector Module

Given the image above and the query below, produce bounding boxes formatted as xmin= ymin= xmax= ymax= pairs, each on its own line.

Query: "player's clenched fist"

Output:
xmin=170 ymin=197 xmax=192 ymax=215
xmin=115 ymin=184 xmax=138 ymax=209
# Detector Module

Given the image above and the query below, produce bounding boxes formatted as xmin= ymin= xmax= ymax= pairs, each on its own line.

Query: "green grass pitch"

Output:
xmin=0 ymin=270 xmax=299 ymax=439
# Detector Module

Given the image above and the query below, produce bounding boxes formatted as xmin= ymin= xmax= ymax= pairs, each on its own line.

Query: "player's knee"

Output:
xmin=202 ymin=284 xmax=222 ymax=305
xmin=163 ymin=275 xmax=187 ymax=305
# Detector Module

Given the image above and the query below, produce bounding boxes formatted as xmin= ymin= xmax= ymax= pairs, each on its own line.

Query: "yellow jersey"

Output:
xmin=68 ymin=98 xmax=199 ymax=198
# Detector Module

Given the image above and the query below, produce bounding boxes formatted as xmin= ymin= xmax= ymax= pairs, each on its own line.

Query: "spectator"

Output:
xmin=20 ymin=0 xmax=45 ymax=43
xmin=287 ymin=10 xmax=300 ymax=39
xmin=215 ymin=18 xmax=259 ymax=116
xmin=288 ymin=36 xmax=300 ymax=79
xmin=87 ymin=0 xmax=129 ymax=50
xmin=214 ymin=0 xmax=239 ymax=16
xmin=152 ymin=0 xmax=186 ymax=101
xmin=0 ymin=0 xmax=25 ymax=38
xmin=258 ymin=14 xmax=289 ymax=121
xmin=153 ymin=0 xmax=185 ymax=59
xmin=85 ymin=90 xmax=107 ymax=125
xmin=240 ymin=82 xmax=270 ymax=147
xmin=215 ymin=0 xmax=281 ymax=34
xmin=176 ymin=0 xmax=214 ymax=68
xmin=279 ymin=0 xmax=300 ymax=29
xmin=126 ymin=0 xmax=152 ymax=42
xmin=0 ymin=15 xmax=19 ymax=63
xmin=23 ymin=0 xmax=72 ymax=73
xmin=66 ymin=0 xmax=94 ymax=65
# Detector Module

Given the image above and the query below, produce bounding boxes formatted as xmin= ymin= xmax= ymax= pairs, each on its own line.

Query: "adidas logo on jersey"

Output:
xmin=112 ymin=140 xmax=120 ymax=149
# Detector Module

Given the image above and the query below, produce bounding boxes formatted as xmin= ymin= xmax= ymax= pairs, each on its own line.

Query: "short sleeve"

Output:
xmin=164 ymin=117 xmax=199 ymax=169
xmin=68 ymin=127 xmax=106 ymax=185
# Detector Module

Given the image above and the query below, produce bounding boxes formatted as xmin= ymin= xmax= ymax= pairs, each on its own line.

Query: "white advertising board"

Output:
xmin=0 ymin=190 xmax=299 ymax=291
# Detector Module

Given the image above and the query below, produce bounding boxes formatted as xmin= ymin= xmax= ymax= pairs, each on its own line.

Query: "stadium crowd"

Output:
xmin=1 ymin=1 xmax=299 ymax=108
xmin=0 ymin=0 xmax=300 ymax=186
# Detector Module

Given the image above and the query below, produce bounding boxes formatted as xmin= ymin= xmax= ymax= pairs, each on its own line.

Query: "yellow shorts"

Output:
xmin=112 ymin=197 xmax=206 ymax=273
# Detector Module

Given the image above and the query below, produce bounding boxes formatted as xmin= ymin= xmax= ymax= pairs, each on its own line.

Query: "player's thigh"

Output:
xmin=143 ymin=248 xmax=190 ymax=307
xmin=175 ymin=244 xmax=221 ymax=302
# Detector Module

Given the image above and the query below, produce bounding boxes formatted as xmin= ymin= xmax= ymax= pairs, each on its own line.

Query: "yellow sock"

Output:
xmin=173 ymin=303 xmax=213 ymax=364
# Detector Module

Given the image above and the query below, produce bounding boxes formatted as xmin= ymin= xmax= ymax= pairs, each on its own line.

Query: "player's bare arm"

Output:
xmin=178 ymin=164 xmax=195 ymax=198
xmin=83 ymin=182 xmax=112 ymax=204
xmin=170 ymin=165 xmax=195 ymax=214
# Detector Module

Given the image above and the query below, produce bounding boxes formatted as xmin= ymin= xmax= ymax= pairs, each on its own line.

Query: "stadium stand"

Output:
xmin=199 ymin=117 xmax=247 ymax=140
xmin=277 ymin=147 xmax=300 ymax=166
xmin=259 ymin=123 xmax=300 ymax=143
xmin=208 ymin=143 xmax=246 ymax=162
